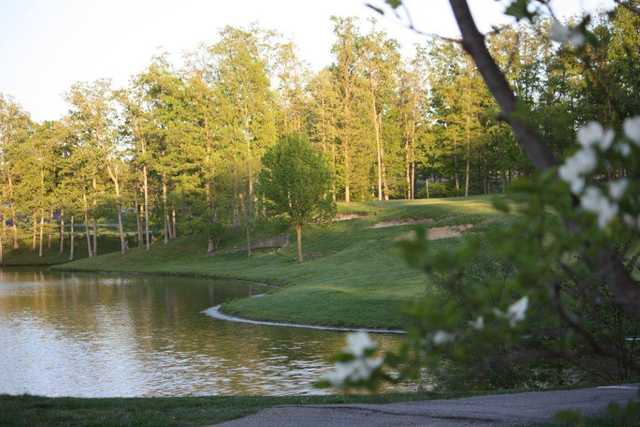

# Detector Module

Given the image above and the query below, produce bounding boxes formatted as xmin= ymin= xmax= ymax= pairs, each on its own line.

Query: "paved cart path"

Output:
xmin=214 ymin=385 xmax=638 ymax=426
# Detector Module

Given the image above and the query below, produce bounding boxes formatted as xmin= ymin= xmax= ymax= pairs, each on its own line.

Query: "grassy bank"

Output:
xmin=0 ymin=393 xmax=442 ymax=427
xmin=55 ymin=197 xmax=505 ymax=329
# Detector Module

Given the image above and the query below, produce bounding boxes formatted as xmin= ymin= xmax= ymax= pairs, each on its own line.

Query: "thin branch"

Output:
xmin=551 ymin=283 xmax=608 ymax=356
xmin=448 ymin=0 xmax=557 ymax=170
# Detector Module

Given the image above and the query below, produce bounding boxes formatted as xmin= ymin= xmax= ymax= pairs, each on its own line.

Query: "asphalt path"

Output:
xmin=214 ymin=384 xmax=638 ymax=426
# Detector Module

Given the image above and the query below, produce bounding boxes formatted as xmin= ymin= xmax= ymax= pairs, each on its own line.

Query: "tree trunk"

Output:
xmin=171 ymin=208 xmax=177 ymax=239
xmin=92 ymin=218 xmax=98 ymax=256
xmin=92 ymin=176 xmax=98 ymax=256
xmin=31 ymin=212 xmax=37 ymax=252
xmin=143 ymin=166 xmax=150 ymax=250
xmin=8 ymin=175 xmax=19 ymax=249
xmin=69 ymin=216 xmax=75 ymax=261
xmin=83 ymin=193 xmax=93 ymax=258
xmin=465 ymin=115 xmax=471 ymax=198
xmin=59 ymin=209 xmax=65 ymax=254
xmin=116 ymin=202 xmax=125 ymax=255
xmin=295 ymin=223 xmax=303 ymax=263
xmin=38 ymin=210 xmax=45 ymax=257
xmin=373 ymin=99 xmax=383 ymax=201
xmin=108 ymin=167 xmax=126 ymax=255
xmin=135 ymin=196 xmax=143 ymax=248
xmin=162 ymin=175 xmax=169 ymax=244
xmin=47 ymin=208 xmax=53 ymax=249
xmin=426 ymin=178 xmax=430 ymax=199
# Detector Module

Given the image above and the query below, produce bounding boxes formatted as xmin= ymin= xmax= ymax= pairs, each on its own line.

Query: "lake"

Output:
xmin=0 ymin=268 xmax=401 ymax=397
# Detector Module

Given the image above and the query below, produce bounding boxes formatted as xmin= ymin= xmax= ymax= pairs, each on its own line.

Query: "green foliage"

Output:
xmin=258 ymin=135 xmax=335 ymax=226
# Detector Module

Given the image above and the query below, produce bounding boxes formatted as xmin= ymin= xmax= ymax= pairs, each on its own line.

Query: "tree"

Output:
xmin=257 ymin=135 xmax=335 ymax=262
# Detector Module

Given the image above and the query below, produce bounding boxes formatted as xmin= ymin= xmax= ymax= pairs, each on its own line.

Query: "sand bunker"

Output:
xmin=395 ymin=224 xmax=473 ymax=241
xmin=335 ymin=213 xmax=368 ymax=221
xmin=370 ymin=218 xmax=434 ymax=229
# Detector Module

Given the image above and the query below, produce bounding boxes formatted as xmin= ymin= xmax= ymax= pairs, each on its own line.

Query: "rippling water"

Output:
xmin=0 ymin=268 xmax=402 ymax=397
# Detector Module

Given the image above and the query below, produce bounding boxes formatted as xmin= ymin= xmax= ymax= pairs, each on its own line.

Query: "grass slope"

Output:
xmin=56 ymin=197 xmax=503 ymax=329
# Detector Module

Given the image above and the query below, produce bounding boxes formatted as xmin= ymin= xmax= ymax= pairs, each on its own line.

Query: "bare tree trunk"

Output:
xmin=162 ymin=175 xmax=169 ymax=244
xmin=295 ymin=223 xmax=303 ymax=263
xmin=69 ymin=216 xmax=75 ymax=261
xmin=171 ymin=208 xmax=176 ymax=239
xmin=31 ymin=212 xmax=37 ymax=252
xmin=59 ymin=209 xmax=65 ymax=254
xmin=426 ymin=178 xmax=430 ymax=199
xmin=465 ymin=115 xmax=471 ymax=198
xmin=92 ymin=176 xmax=98 ymax=256
xmin=373 ymin=99 xmax=383 ymax=201
xmin=83 ymin=193 xmax=93 ymax=258
xmin=8 ymin=175 xmax=19 ymax=249
xmin=47 ymin=208 xmax=53 ymax=249
xmin=38 ymin=210 xmax=45 ymax=257
xmin=142 ymin=166 xmax=150 ymax=250
xmin=135 ymin=195 xmax=143 ymax=248
xmin=107 ymin=166 xmax=126 ymax=255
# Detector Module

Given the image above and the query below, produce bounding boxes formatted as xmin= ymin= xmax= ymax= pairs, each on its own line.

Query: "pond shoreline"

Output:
xmin=204 ymin=304 xmax=406 ymax=334
xmin=53 ymin=265 xmax=407 ymax=333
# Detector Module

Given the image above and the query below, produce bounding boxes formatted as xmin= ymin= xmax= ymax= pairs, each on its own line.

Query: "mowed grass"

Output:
xmin=55 ymin=196 xmax=505 ymax=329
xmin=0 ymin=393 xmax=442 ymax=427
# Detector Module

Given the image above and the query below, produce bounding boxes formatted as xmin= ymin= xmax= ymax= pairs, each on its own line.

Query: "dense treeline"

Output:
xmin=0 ymin=8 xmax=638 ymax=257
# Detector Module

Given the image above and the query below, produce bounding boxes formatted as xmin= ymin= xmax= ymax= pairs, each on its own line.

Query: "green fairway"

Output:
xmin=55 ymin=197 xmax=505 ymax=329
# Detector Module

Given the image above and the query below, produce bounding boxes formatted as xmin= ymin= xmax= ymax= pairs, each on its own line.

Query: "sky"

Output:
xmin=0 ymin=0 xmax=614 ymax=122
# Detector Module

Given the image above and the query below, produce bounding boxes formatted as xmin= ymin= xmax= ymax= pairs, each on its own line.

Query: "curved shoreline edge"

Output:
xmin=203 ymin=305 xmax=407 ymax=335
xmin=52 ymin=265 xmax=406 ymax=333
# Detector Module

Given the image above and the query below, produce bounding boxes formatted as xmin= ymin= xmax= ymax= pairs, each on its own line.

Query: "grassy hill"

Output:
xmin=54 ymin=197 xmax=506 ymax=329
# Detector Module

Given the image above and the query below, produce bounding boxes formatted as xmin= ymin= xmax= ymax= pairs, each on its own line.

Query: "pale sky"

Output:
xmin=0 ymin=0 xmax=614 ymax=122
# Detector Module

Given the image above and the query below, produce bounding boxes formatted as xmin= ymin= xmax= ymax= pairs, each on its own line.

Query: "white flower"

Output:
xmin=468 ymin=316 xmax=485 ymax=331
xmin=558 ymin=148 xmax=597 ymax=193
xmin=623 ymin=214 xmax=636 ymax=228
xmin=346 ymin=332 xmax=376 ymax=357
xmin=324 ymin=357 xmax=384 ymax=386
xmin=577 ymin=122 xmax=614 ymax=150
xmin=324 ymin=332 xmax=383 ymax=387
xmin=616 ymin=143 xmax=631 ymax=157
xmin=493 ymin=296 xmax=529 ymax=327
xmin=608 ymin=179 xmax=628 ymax=200
xmin=549 ymin=20 xmax=585 ymax=48
xmin=623 ymin=116 xmax=640 ymax=146
xmin=432 ymin=330 xmax=455 ymax=345
xmin=507 ymin=296 xmax=529 ymax=327
xmin=580 ymin=186 xmax=619 ymax=228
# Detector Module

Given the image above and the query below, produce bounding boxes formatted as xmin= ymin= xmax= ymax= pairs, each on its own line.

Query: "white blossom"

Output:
xmin=623 ymin=116 xmax=640 ymax=145
xmin=507 ymin=296 xmax=529 ymax=327
xmin=324 ymin=357 xmax=384 ymax=387
xmin=558 ymin=148 xmax=597 ymax=193
xmin=580 ymin=186 xmax=619 ymax=228
xmin=616 ymin=143 xmax=631 ymax=157
xmin=577 ymin=122 xmax=614 ymax=150
xmin=549 ymin=20 xmax=585 ymax=48
xmin=608 ymin=179 xmax=628 ymax=200
xmin=432 ymin=330 xmax=455 ymax=345
xmin=346 ymin=331 xmax=376 ymax=357
xmin=468 ymin=316 xmax=485 ymax=331
xmin=623 ymin=214 xmax=636 ymax=228
xmin=323 ymin=332 xmax=383 ymax=387
xmin=493 ymin=296 xmax=529 ymax=327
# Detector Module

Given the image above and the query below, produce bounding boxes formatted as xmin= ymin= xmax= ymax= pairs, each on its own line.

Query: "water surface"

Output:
xmin=0 ymin=268 xmax=401 ymax=397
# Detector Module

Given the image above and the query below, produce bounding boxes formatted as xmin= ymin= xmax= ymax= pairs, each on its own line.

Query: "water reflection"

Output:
xmin=0 ymin=268 xmax=401 ymax=397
